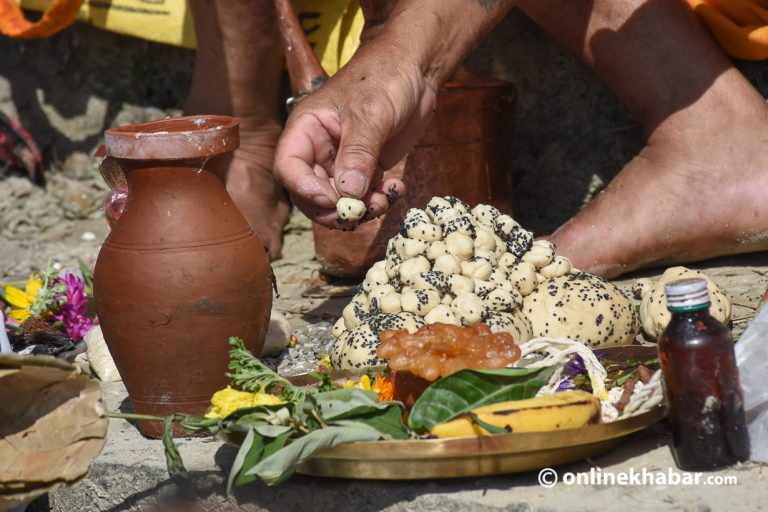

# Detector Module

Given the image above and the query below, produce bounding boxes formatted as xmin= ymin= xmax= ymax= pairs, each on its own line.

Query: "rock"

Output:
xmin=84 ymin=325 xmax=121 ymax=382
xmin=261 ymin=309 xmax=292 ymax=356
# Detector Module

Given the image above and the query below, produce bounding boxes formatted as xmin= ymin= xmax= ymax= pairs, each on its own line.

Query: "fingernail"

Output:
xmin=338 ymin=170 xmax=368 ymax=197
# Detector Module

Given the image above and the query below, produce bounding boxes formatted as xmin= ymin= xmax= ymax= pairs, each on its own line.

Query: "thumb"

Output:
xmin=334 ymin=113 xmax=388 ymax=199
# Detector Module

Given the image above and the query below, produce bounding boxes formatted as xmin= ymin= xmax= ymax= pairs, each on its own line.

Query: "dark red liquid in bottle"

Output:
xmin=659 ymin=305 xmax=750 ymax=470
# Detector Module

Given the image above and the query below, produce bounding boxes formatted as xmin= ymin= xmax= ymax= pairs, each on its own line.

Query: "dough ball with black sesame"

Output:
xmin=484 ymin=311 xmax=533 ymax=343
xmin=638 ymin=266 xmax=731 ymax=339
xmin=331 ymin=313 xmax=425 ymax=369
xmin=522 ymin=272 xmax=640 ymax=347
xmin=336 ymin=197 xmax=367 ymax=221
xmin=424 ymin=304 xmax=461 ymax=326
xmin=538 ymin=255 xmax=572 ymax=279
xmin=522 ymin=240 xmax=556 ymax=269
xmin=451 ymin=292 xmax=487 ymax=326
xmin=401 ymin=288 xmax=441 ymax=316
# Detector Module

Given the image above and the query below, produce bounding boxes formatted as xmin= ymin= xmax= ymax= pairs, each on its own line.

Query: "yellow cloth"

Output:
xmin=687 ymin=0 xmax=768 ymax=60
xmin=6 ymin=0 xmax=362 ymax=74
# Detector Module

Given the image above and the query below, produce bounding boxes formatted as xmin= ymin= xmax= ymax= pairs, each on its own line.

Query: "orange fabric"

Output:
xmin=688 ymin=0 xmax=768 ymax=59
xmin=0 ymin=0 xmax=82 ymax=38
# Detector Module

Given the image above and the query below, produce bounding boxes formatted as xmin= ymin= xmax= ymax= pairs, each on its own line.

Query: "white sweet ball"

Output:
xmin=433 ymin=253 xmax=461 ymax=275
xmin=508 ymin=261 xmax=537 ymax=296
xmin=331 ymin=316 xmax=347 ymax=338
xmin=401 ymin=288 xmax=441 ymax=316
xmin=336 ymin=197 xmax=367 ymax=221
xmin=539 ymin=255 xmax=572 ymax=279
xmin=362 ymin=261 xmax=390 ymax=292
xmin=424 ymin=304 xmax=460 ymax=326
xmin=342 ymin=293 xmax=370 ymax=330
xmin=369 ymin=284 xmax=396 ymax=301
xmin=522 ymin=240 xmax=556 ymax=269
xmin=398 ymin=255 xmax=431 ymax=285
xmin=445 ymin=231 xmax=474 ymax=261
xmin=378 ymin=292 xmax=403 ymax=314
xmin=448 ymin=274 xmax=475 ymax=296
xmin=460 ymin=257 xmax=493 ymax=281
xmin=451 ymin=292 xmax=486 ymax=326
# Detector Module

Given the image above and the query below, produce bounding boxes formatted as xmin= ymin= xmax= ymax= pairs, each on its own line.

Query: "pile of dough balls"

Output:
xmin=634 ymin=266 xmax=732 ymax=339
xmin=330 ymin=196 xmax=641 ymax=369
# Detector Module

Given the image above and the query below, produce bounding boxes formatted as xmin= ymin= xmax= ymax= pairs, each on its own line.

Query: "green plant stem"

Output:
xmin=108 ymin=411 xmax=167 ymax=422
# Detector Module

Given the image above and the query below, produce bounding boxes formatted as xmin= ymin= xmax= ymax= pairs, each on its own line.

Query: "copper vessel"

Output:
xmin=93 ymin=115 xmax=273 ymax=438
xmin=277 ymin=0 xmax=516 ymax=277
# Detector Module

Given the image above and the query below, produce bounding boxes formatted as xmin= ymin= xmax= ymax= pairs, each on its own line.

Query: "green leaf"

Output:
xmin=227 ymin=427 xmax=263 ymax=493
xmin=311 ymin=388 xmax=391 ymax=422
xmin=468 ymin=412 xmax=509 ymax=434
xmin=78 ymin=258 xmax=94 ymax=295
xmin=259 ymin=429 xmax=293 ymax=461
xmin=178 ymin=415 xmax=221 ymax=434
xmin=226 ymin=427 xmax=294 ymax=493
xmin=331 ymin=404 xmax=409 ymax=440
xmin=226 ymin=337 xmax=305 ymax=403
xmin=244 ymin=426 xmax=383 ymax=485
xmin=253 ymin=424 xmax=293 ymax=438
xmin=162 ymin=415 xmax=189 ymax=480
xmin=408 ymin=366 xmax=557 ymax=432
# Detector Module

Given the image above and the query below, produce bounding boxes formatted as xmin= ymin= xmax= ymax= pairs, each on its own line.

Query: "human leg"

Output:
xmin=518 ymin=0 xmax=768 ymax=278
xmin=185 ymin=0 xmax=290 ymax=259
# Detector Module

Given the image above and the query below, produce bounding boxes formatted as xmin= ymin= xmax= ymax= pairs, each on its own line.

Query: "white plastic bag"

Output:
xmin=735 ymin=305 xmax=768 ymax=462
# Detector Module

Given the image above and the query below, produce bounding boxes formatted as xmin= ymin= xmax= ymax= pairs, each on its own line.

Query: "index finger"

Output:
xmin=274 ymin=113 xmax=340 ymax=214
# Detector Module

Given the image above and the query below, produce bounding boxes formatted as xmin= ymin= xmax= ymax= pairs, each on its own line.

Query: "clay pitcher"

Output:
xmin=93 ymin=115 xmax=273 ymax=438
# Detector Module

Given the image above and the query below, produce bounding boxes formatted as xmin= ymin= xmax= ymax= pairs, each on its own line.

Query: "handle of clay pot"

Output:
xmin=273 ymin=0 xmax=328 ymax=110
xmin=99 ymin=156 xmax=127 ymax=190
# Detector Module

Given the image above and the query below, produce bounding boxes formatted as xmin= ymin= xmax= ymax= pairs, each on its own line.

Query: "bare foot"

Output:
xmin=551 ymin=103 xmax=768 ymax=279
xmin=185 ymin=0 xmax=289 ymax=259
xmin=225 ymin=131 xmax=291 ymax=260
xmin=519 ymin=0 xmax=768 ymax=279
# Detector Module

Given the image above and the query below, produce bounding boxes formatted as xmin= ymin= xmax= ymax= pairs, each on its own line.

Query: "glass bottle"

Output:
xmin=659 ymin=277 xmax=750 ymax=470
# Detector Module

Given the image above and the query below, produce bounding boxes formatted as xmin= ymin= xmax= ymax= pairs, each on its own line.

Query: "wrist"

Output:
xmin=381 ymin=0 xmax=517 ymax=87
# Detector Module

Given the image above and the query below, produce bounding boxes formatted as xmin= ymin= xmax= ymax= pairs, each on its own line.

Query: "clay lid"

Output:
xmin=104 ymin=115 xmax=239 ymax=160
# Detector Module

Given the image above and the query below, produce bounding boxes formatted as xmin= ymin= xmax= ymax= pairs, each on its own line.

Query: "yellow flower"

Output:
xmin=4 ymin=274 xmax=43 ymax=323
xmin=204 ymin=386 xmax=284 ymax=419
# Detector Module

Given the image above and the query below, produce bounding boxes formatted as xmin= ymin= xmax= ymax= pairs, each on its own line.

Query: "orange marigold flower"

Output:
xmin=373 ymin=372 xmax=394 ymax=402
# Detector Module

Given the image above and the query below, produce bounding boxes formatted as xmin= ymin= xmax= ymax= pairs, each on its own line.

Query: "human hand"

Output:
xmin=273 ymin=40 xmax=438 ymax=229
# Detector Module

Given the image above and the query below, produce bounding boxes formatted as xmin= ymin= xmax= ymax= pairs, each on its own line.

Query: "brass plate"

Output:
xmin=295 ymin=345 xmax=665 ymax=480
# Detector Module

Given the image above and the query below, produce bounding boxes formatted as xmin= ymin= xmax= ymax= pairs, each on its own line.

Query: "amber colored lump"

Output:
xmin=377 ymin=323 xmax=521 ymax=381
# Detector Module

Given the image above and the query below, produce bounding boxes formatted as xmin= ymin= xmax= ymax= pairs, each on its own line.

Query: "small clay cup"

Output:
xmin=94 ymin=115 xmax=273 ymax=438
xmin=391 ymin=370 xmax=434 ymax=410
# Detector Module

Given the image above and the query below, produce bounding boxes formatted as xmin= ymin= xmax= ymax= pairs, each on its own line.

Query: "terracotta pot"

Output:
xmin=93 ymin=115 xmax=273 ymax=438
xmin=391 ymin=370 xmax=434 ymax=410
xmin=313 ymin=68 xmax=517 ymax=277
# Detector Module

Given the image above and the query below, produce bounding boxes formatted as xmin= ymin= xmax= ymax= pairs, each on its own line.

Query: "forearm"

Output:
xmin=380 ymin=0 xmax=517 ymax=88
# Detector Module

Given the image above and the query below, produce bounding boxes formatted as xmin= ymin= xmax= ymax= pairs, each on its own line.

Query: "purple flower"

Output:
xmin=556 ymin=376 xmax=576 ymax=392
xmin=52 ymin=272 xmax=96 ymax=341
xmin=557 ymin=354 xmax=588 ymax=391
xmin=564 ymin=354 xmax=586 ymax=375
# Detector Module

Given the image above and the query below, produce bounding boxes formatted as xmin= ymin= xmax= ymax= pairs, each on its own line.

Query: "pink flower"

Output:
xmin=52 ymin=272 xmax=96 ymax=341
